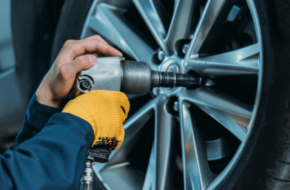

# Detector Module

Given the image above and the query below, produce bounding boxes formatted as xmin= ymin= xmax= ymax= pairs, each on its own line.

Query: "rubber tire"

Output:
xmin=218 ymin=0 xmax=290 ymax=189
xmin=51 ymin=0 xmax=290 ymax=189
xmin=50 ymin=0 xmax=94 ymax=63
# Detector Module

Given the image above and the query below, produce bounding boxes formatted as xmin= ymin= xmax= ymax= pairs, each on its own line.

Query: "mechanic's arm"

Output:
xmin=0 ymin=90 xmax=129 ymax=190
xmin=10 ymin=94 xmax=62 ymax=149
xmin=0 ymin=110 xmax=94 ymax=190
xmin=0 ymin=35 xmax=127 ymax=190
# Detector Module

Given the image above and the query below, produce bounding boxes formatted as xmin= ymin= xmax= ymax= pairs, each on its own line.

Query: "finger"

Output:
xmin=82 ymin=51 xmax=105 ymax=57
xmin=59 ymin=40 xmax=122 ymax=63
xmin=96 ymin=52 xmax=106 ymax=57
xmin=85 ymin=35 xmax=107 ymax=44
xmin=94 ymin=41 xmax=122 ymax=57
xmin=84 ymin=36 xmax=121 ymax=57
xmin=84 ymin=35 xmax=108 ymax=44
xmin=119 ymin=107 xmax=127 ymax=123
xmin=60 ymin=54 xmax=97 ymax=80
xmin=112 ymin=92 xmax=130 ymax=117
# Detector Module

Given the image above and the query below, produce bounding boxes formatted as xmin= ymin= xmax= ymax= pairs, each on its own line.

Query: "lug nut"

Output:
xmin=158 ymin=50 xmax=165 ymax=61
xmin=182 ymin=44 xmax=190 ymax=55
xmin=205 ymin=79 xmax=215 ymax=87
xmin=173 ymin=101 xmax=179 ymax=112
xmin=152 ymin=88 xmax=160 ymax=96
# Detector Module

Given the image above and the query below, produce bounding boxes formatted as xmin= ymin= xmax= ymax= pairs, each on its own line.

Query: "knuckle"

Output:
xmin=77 ymin=56 xmax=90 ymax=65
xmin=59 ymin=66 xmax=69 ymax=79
xmin=63 ymin=40 xmax=75 ymax=49
xmin=64 ymin=40 xmax=74 ymax=46
xmin=103 ymin=46 xmax=109 ymax=54
xmin=97 ymin=36 xmax=104 ymax=41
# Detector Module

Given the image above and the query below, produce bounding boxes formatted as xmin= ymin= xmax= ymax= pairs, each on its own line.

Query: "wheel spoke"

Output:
xmin=88 ymin=4 xmax=157 ymax=70
xmin=93 ymin=98 xmax=156 ymax=172
xmin=185 ymin=44 xmax=261 ymax=77
xmin=179 ymin=88 xmax=252 ymax=142
xmin=188 ymin=0 xmax=237 ymax=58
xmin=142 ymin=144 xmax=155 ymax=190
xmin=153 ymin=96 xmax=178 ymax=190
xmin=99 ymin=163 xmax=145 ymax=190
xmin=133 ymin=0 xmax=170 ymax=52
xmin=165 ymin=0 xmax=200 ymax=55
xmin=179 ymin=102 xmax=216 ymax=190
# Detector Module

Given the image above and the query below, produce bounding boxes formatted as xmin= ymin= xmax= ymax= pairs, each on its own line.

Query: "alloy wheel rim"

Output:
xmin=80 ymin=0 xmax=263 ymax=189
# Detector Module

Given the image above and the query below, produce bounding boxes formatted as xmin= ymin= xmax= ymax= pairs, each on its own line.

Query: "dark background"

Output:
xmin=0 ymin=0 xmax=26 ymax=150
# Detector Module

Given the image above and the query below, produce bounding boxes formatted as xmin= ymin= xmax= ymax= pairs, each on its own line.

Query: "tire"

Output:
xmin=220 ymin=0 xmax=290 ymax=189
xmin=50 ymin=0 xmax=94 ymax=62
xmin=19 ymin=0 xmax=290 ymax=189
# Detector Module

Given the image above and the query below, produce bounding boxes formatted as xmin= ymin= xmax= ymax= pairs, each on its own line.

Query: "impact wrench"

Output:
xmin=70 ymin=56 xmax=202 ymax=190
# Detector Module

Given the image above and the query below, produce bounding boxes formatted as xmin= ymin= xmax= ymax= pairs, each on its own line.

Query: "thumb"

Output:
xmin=63 ymin=54 xmax=97 ymax=79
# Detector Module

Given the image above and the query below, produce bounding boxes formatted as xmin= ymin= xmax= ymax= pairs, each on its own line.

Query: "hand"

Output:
xmin=62 ymin=90 xmax=130 ymax=151
xmin=36 ymin=35 xmax=123 ymax=107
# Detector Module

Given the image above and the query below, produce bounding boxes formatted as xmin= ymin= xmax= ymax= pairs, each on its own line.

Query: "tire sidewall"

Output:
xmin=50 ymin=0 xmax=94 ymax=62
xmin=219 ymin=0 xmax=290 ymax=189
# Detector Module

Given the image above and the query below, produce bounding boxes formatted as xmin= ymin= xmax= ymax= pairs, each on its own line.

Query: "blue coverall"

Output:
xmin=0 ymin=94 xmax=94 ymax=190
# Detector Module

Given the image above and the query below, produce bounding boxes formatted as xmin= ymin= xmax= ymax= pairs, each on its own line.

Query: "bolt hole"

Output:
xmin=175 ymin=39 xmax=191 ymax=58
xmin=152 ymin=51 xmax=163 ymax=65
xmin=166 ymin=96 xmax=179 ymax=116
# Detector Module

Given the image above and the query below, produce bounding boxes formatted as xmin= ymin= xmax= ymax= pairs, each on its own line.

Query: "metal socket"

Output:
xmin=121 ymin=61 xmax=152 ymax=95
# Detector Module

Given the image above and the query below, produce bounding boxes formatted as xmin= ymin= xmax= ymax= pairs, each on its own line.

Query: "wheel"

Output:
xmin=48 ymin=0 xmax=290 ymax=189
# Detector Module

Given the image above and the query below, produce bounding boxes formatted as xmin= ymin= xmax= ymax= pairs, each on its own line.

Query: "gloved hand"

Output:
xmin=62 ymin=90 xmax=130 ymax=151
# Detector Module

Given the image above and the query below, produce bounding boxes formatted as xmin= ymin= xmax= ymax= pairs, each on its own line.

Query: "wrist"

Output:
xmin=36 ymin=94 xmax=61 ymax=108
xmin=36 ymin=87 xmax=61 ymax=108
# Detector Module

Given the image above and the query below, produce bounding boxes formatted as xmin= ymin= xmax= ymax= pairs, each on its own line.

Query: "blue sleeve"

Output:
xmin=0 ymin=113 xmax=94 ymax=190
xmin=12 ymin=94 xmax=62 ymax=148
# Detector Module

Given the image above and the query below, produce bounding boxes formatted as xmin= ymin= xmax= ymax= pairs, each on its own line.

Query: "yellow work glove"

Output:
xmin=62 ymin=90 xmax=130 ymax=151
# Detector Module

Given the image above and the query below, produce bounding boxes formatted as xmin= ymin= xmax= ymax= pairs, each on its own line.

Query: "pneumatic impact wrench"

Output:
xmin=70 ymin=56 xmax=202 ymax=190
